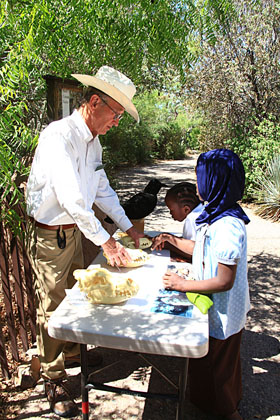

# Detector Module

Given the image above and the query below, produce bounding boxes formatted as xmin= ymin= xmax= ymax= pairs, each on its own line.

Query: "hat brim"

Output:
xmin=71 ymin=74 xmax=139 ymax=122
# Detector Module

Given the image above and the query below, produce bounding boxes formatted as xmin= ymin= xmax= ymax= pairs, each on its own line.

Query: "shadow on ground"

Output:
xmin=80 ymin=252 xmax=280 ymax=420
xmin=238 ymin=252 xmax=280 ymax=420
xmin=12 ymin=253 xmax=280 ymax=420
xmin=114 ymin=159 xmax=197 ymax=199
xmin=10 ymin=159 xmax=280 ymax=420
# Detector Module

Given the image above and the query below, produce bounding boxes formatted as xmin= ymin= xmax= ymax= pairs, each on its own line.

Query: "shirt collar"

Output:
xmin=71 ymin=109 xmax=94 ymax=143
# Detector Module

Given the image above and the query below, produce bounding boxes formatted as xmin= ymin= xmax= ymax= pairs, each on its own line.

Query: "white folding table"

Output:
xmin=48 ymin=246 xmax=209 ymax=420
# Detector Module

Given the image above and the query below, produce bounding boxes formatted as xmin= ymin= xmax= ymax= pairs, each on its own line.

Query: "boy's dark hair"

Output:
xmin=165 ymin=182 xmax=200 ymax=210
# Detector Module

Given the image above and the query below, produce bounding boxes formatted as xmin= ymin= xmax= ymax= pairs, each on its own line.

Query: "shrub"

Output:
xmin=102 ymin=113 xmax=153 ymax=167
xmin=253 ymin=154 xmax=280 ymax=222
xmin=101 ymin=90 xmax=193 ymax=170
xmin=227 ymin=117 xmax=280 ymax=200
xmin=152 ymin=122 xmax=187 ymax=159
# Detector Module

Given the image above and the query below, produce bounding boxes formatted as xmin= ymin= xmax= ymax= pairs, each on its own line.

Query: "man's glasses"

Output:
xmin=99 ymin=96 xmax=123 ymax=121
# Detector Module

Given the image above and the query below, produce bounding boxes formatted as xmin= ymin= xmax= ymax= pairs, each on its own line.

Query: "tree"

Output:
xmin=0 ymin=0 xmax=241 ymax=232
xmin=184 ymin=0 xmax=280 ymax=149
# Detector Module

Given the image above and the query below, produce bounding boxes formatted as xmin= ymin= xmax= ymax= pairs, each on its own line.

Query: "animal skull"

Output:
xmin=74 ymin=267 xmax=139 ymax=304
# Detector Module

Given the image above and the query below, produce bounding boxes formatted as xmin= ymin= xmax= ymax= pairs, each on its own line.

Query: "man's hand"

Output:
xmin=126 ymin=226 xmax=145 ymax=249
xmin=101 ymin=237 xmax=132 ymax=267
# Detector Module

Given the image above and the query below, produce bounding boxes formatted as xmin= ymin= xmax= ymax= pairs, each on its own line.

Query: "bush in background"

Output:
xmin=253 ymin=154 xmax=280 ymax=222
xmin=102 ymin=90 xmax=197 ymax=173
xmin=152 ymin=122 xmax=186 ymax=159
xmin=227 ymin=117 xmax=280 ymax=200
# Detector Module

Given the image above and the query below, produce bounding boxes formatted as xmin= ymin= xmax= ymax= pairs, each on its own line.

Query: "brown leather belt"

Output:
xmin=29 ymin=217 xmax=76 ymax=230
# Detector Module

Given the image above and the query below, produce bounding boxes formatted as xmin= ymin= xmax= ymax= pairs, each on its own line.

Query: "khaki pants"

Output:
xmin=26 ymin=222 xmax=84 ymax=380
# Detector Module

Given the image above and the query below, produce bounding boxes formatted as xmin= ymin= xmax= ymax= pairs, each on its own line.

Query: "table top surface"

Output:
xmin=48 ymin=238 xmax=209 ymax=359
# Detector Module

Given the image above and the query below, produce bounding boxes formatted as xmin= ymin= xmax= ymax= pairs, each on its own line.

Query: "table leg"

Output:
xmin=176 ymin=358 xmax=189 ymax=420
xmin=80 ymin=344 xmax=89 ymax=420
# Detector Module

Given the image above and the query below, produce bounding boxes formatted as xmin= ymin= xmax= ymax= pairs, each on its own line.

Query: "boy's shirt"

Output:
xmin=183 ymin=203 xmax=205 ymax=241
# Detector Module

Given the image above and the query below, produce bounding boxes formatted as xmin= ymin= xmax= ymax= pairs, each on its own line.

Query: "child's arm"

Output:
xmin=163 ymin=263 xmax=237 ymax=293
xmin=152 ymin=233 xmax=195 ymax=255
xmin=164 ymin=242 xmax=193 ymax=262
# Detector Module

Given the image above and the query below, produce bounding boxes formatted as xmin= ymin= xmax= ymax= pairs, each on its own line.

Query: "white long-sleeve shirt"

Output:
xmin=26 ymin=110 xmax=132 ymax=246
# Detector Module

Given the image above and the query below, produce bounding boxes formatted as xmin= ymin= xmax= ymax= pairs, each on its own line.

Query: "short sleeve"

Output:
xmin=182 ymin=218 xmax=191 ymax=239
xmin=213 ymin=217 xmax=246 ymax=265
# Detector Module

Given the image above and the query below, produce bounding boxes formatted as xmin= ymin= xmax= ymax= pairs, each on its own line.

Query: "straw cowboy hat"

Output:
xmin=72 ymin=66 xmax=139 ymax=122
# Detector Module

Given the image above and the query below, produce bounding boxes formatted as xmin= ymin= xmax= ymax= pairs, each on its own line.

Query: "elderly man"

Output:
xmin=26 ymin=66 xmax=143 ymax=417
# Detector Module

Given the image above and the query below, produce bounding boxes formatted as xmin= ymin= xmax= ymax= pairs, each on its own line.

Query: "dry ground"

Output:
xmin=1 ymin=154 xmax=279 ymax=420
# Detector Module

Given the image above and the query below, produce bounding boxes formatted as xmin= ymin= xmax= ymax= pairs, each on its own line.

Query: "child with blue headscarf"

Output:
xmin=152 ymin=149 xmax=250 ymax=420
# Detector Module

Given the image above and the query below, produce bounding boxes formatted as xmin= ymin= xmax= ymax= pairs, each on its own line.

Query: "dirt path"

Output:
xmin=8 ymin=156 xmax=280 ymax=420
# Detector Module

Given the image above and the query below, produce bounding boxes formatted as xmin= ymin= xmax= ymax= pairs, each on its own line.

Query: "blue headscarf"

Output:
xmin=195 ymin=149 xmax=250 ymax=226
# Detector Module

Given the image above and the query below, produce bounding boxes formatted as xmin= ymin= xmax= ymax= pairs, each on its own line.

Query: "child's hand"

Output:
xmin=163 ymin=272 xmax=187 ymax=292
xmin=151 ymin=233 xmax=170 ymax=251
